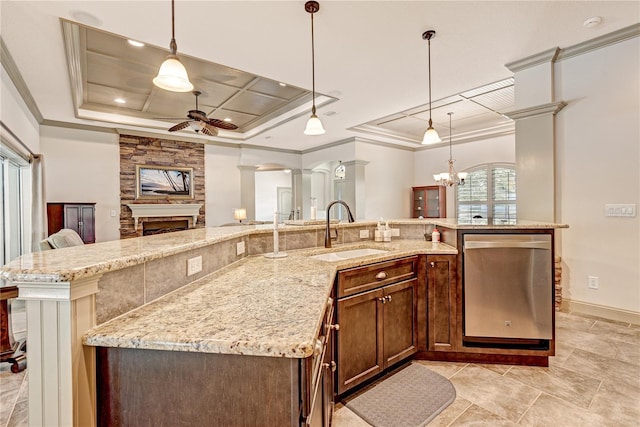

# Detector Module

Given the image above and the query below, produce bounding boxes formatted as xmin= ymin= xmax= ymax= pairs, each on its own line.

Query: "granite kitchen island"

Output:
xmin=0 ymin=219 xmax=565 ymax=427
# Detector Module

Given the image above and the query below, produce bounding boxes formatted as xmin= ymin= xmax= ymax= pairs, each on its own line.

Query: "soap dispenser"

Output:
xmin=375 ymin=220 xmax=383 ymax=242
xmin=383 ymin=221 xmax=392 ymax=242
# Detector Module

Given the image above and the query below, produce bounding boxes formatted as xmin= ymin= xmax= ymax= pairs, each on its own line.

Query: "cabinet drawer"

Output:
xmin=337 ymin=256 xmax=418 ymax=298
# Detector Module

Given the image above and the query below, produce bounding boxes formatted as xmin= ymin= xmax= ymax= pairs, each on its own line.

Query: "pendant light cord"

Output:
xmin=428 ymin=37 xmax=433 ymax=126
xmin=449 ymin=112 xmax=453 ymax=159
xmin=310 ymin=10 xmax=317 ymax=114
xmin=169 ymin=0 xmax=177 ymax=55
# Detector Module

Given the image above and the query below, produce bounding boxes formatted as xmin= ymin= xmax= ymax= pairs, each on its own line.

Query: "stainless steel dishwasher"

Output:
xmin=463 ymin=233 xmax=553 ymax=341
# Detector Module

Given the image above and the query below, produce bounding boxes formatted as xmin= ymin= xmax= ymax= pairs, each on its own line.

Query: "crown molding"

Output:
xmin=557 ymin=23 xmax=640 ymax=62
xmin=505 ymin=47 xmax=561 ymax=73
xmin=0 ymin=38 xmax=44 ymax=124
xmin=502 ymin=102 xmax=566 ymax=120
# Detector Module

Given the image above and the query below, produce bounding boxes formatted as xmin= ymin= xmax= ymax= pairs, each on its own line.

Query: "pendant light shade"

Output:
xmin=305 ymin=113 xmax=325 ymax=135
xmin=421 ymin=30 xmax=441 ymax=145
xmin=304 ymin=1 xmax=325 ymax=135
xmin=153 ymin=0 xmax=194 ymax=92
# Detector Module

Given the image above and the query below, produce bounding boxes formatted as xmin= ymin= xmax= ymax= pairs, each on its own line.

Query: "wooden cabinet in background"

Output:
xmin=47 ymin=203 xmax=96 ymax=243
xmin=426 ymin=254 xmax=458 ymax=351
xmin=335 ymin=257 xmax=418 ymax=395
xmin=411 ymin=186 xmax=446 ymax=218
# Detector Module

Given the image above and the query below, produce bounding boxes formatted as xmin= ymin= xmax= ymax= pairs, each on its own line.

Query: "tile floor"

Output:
xmin=1 ymin=310 xmax=638 ymax=426
xmin=335 ymin=311 xmax=640 ymax=426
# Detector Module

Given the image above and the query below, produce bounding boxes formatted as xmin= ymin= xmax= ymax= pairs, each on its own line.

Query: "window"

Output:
xmin=1 ymin=144 xmax=31 ymax=264
xmin=457 ymin=163 xmax=516 ymax=221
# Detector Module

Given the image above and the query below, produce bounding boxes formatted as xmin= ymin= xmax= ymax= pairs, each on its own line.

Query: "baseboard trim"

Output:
xmin=561 ymin=299 xmax=640 ymax=325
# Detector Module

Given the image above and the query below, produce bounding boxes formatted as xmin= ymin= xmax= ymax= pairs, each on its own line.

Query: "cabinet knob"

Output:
xmin=328 ymin=323 xmax=340 ymax=331
xmin=430 ymin=262 xmax=435 ymax=268
xmin=376 ymin=271 xmax=388 ymax=280
xmin=323 ymin=361 xmax=337 ymax=372
xmin=377 ymin=297 xmax=387 ymax=304
xmin=385 ymin=295 xmax=392 ymax=303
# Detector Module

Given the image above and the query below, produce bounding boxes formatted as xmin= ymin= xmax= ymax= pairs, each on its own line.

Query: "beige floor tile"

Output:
xmin=448 ymin=404 xmax=518 ymax=426
xmin=449 ymin=365 xmax=540 ymax=422
xmin=588 ymin=379 xmax=640 ymax=426
xmin=556 ymin=311 xmax=597 ymax=332
xmin=589 ymin=320 xmax=640 ymax=342
xmin=505 ymin=364 xmax=601 ymax=409
xmin=474 ymin=364 xmax=513 ymax=375
xmin=412 ymin=360 xmax=468 ymax=379
xmin=562 ymin=348 xmax=640 ymax=391
xmin=6 ymin=373 xmax=27 ymax=427
xmin=332 ymin=405 xmax=372 ymax=427
xmin=555 ymin=326 xmax=619 ymax=359
xmin=614 ymin=339 xmax=640 ymax=366
xmin=427 ymin=395 xmax=473 ymax=427
xmin=518 ymin=393 xmax=610 ymax=427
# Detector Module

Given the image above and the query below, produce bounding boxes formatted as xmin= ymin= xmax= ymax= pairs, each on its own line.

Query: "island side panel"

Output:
xmin=96 ymin=347 xmax=301 ymax=427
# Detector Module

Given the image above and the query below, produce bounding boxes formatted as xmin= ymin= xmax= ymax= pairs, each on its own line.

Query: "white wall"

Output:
xmin=355 ymin=141 xmax=415 ymax=220
xmin=556 ymin=37 xmax=639 ymax=313
xmin=40 ymin=126 xmax=121 ymax=242
xmin=1 ymin=65 xmax=40 ymax=154
xmin=414 ymin=135 xmax=516 ymax=217
xmin=204 ymin=144 xmax=242 ymax=226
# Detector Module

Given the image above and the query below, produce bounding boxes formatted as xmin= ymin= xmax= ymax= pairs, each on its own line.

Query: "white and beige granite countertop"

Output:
xmin=83 ymin=240 xmax=456 ymax=358
xmin=391 ymin=218 xmax=569 ymax=229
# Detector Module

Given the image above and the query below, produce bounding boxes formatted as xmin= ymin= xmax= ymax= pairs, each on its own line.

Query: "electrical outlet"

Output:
xmin=359 ymin=230 xmax=370 ymax=239
xmin=237 ymin=241 xmax=245 ymax=255
xmin=390 ymin=228 xmax=400 ymax=237
xmin=110 ymin=210 xmax=117 ymax=217
xmin=588 ymin=276 xmax=599 ymax=289
xmin=187 ymin=256 xmax=203 ymax=276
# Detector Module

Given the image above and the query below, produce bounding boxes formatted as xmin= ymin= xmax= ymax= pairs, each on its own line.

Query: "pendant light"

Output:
xmin=421 ymin=30 xmax=441 ymax=145
xmin=304 ymin=1 xmax=325 ymax=135
xmin=153 ymin=0 xmax=194 ymax=92
xmin=433 ymin=112 xmax=468 ymax=186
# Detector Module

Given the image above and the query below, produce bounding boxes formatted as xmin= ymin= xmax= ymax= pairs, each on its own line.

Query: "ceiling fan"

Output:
xmin=163 ymin=90 xmax=238 ymax=136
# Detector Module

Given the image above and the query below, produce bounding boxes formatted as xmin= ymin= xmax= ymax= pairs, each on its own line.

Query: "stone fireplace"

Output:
xmin=120 ymin=135 xmax=205 ymax=238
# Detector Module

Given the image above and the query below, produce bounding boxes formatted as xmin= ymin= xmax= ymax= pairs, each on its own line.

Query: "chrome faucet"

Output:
xmin=325 ymin=200 xmax=355 ymax=248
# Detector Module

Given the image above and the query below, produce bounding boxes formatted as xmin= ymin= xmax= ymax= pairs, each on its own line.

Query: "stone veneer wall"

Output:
xmin=119 ymin=135 xmax=205 ymax=238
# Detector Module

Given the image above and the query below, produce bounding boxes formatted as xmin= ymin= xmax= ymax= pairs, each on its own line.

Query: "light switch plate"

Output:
xmin=187 ymin=256 xmax=203 ymax=276
xmin=359 ymin=230 xmax=370 ymax=239
xmin=110 ymin=210 xmax=117 ymax=217
xmin=605 ymin=204 xmax=636 ymax=217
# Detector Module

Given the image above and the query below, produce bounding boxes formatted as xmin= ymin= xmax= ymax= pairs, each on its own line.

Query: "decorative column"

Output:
xmin=17 ymin=275 xmax=102 ymax=427
xmin=343 ymin=160 xmax=369 ymax=220
xmin=504 ymin=48 xmax=565 ymax=222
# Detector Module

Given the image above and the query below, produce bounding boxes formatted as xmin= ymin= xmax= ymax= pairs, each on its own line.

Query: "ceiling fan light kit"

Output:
xmin=153 ymin=0 xmax=194 ymax=92
xmin=304 ymin=1 xmax=326 ymax=136
xmin=421 ymin=30 xmax=442 ymax=145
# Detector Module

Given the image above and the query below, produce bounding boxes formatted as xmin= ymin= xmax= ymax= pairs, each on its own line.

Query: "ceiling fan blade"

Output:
xmin=168 ymin=121 xmax=191 ymax=132
xmin=154 ymin=117 xmax=189 ymax=121
xmin=201 ymin=124 xmax=219 ymax=136
xmin=207 ymin=118 xmax=239 ymax=130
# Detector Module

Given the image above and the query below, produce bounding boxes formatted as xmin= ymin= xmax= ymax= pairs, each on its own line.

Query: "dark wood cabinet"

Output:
xmin=411 ymin=186 xmax=446 ymax=218
xmin=47 ymin=203 xmax=95 ymax=243
xmin=426 ymin=254 xmax=458 ymax=351
xmin=335 ymin=257 xmax=418 ymax=395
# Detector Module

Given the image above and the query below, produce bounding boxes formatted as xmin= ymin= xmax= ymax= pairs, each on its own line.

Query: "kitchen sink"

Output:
xmin=309 ymin=248 xmax=388 ymax=262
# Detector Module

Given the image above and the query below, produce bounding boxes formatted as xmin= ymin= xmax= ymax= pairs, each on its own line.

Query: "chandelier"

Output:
xmin=433 ymin=112 xmax=468 ymax=186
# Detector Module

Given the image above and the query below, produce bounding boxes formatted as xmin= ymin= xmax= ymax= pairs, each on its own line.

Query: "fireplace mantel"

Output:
xmin=126 ymin=204 xmax=203 ymax=231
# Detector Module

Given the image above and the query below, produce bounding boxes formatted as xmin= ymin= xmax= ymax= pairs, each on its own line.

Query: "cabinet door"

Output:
xmin=426 ymin=255 xmax=457 ymax=351
xmin=336 ymin=288 xmax=384 ymax=395
xmin=383 ymin=279 xmax=418 ymax=366
xmin=63 ymin=204 xmax=95 ymax=243
xmin=411 ymin=186 xmax=446 ymax=218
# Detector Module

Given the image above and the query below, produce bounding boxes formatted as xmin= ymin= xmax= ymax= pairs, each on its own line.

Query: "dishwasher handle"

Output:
xmin=464 ymin=240 xmax=551 ymax=250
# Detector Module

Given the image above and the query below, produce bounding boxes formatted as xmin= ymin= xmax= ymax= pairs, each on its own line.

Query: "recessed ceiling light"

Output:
xmin=128 ymin=40 xmax=145 ymax=47
xmin=279 ymin=82 xmax=287 ymax=87
xmin=114 ymin=98 xmax=126 ymax=104
xmin=223 ymin=117 xmax=232 ymax=122
xmin=583 ymin=16 xmax=602 ymax=28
